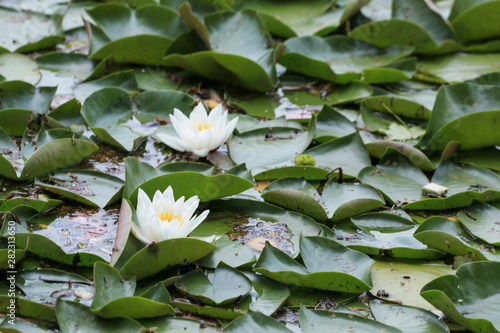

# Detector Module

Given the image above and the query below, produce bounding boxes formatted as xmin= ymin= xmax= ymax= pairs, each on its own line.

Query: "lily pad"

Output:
xmin=314 ymin=104 xmax=357 ymax=143
xmin=81 ymin=87 xmax=143 ymax=151
xmin=165 ymin=10 xmax=279 ymax=92
xmin=299 ymin=305 xmax=401 ymax=333
xmin=370 ymin=302 xmax=450 ymax=333
xmin=225 ymin=310 xmax=293 ymax=332
xmin=119 ymin=238 xmax=215 ymax=280
xmin=414 ymin=216 xmax=500 ymax=261
xmin=0 ymin=128 xmax=98 ymax=181
xmin=305 ymin=131 xmax=372 ymax=178
xmin=421 ymin=261 xmax=500 ymax=332
xmin=348 ymin=0 xmax=460 ymax=55
xmin=197 ymin=235 xmax=256 ymax=269
xmin=244 ymin=273 xmax=290 ymax=315
xmin=35 ymin=170 xmax=124 ymax=208
xmin=457 ymin=201 xmax=500 ymax=246
xmin=328 ymin=215 xmax=444 ymax=259
xmin=73 ymin=70 xmax=139 ymax=103
xmin=140 ymin=317 xmax=218 ymax=332
xmin=359 ymin=148 xmax=500 ymax=209
xmin=418 ymin=53 xmax=500 ymax=83
xmin=254 ymin=236 xmax=374 ymax=293
xmin=0 ymin=54 xmax=40 ymax=85
xmin=450 ymin=0 xmax=500 ymax=43
xmin=362 ymin=86 xmax=435 ymax=120
xmin=176 ymin=262 xmax=252 ymax=306
xmin=91 ymin=262 xmax=174 ymax=318
xmin=56 ymin=299 xmax=144 ymax=332
xmin=228 ymin=118 xmax=316 ymax=176
xmin=279 ymin=35 xmax=413 ymax=84
xmin=422 ymin=82 xmax=500 ymax=150
xmin=0 ymin=10 xmax=63 ymax=53
xmin=87 ymin=3 xmax=188 ymax=65
xmin=239 ymin=0 xmax=368 ymax=37
xmin=134 ymin=90 xmax=195 ymax=122
xmin=0 ymin=81 xmax=56 ymax=114
xmin=370 ymin=257 xmax=455 ymax=311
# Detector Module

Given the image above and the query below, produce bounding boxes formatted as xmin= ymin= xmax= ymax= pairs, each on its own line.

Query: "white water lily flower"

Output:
xmin=157 ymin=102 xmax=238 ymax=157
xmin=131 ymin=187 xmax=209 ymax=244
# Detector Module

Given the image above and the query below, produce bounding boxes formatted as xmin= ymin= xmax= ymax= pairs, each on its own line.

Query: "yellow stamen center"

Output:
xmin=192 ymin=123 xmax=211 ymax=131
xmin=158 ymin=212 xmax=181 ymax=224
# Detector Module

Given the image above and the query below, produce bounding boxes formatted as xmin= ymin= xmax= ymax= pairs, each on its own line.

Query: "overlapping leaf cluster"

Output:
xmin=1 ymin=0 xmax=500 ymax=332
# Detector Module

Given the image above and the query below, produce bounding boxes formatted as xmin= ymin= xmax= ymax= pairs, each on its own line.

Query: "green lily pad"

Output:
xmin=35 ymin=170 xmax=124 ymax=208
xmin=283 ymin=82 xmax=373 ymax=106
xmin=56 ymin=299 xmax=144 ymax=332
xmin=119 ymin=238 xmax=215 ymax=280
xmin=0 ymin=197 xmax=61 ymax=213
xmin=254 ymin=236 xmax=374 ymax=293
xmin=362 ymin=57 xmax=416 ymax=84
xmin=244 ymin=273 xmax=290 ymax=315
xmin=414 ymin=216 xmax=500 ymax=261
xmin=299 ymin=305 xmax=401 ymax=333
xmin=91 ymin=262 xmax=174 ymax=318
xmin=15 ymin=269 xmax=94 ymax=307
xmin=73 ymin=70 xmax=139 ymax=103
xmin=322 ymin=181 xmax=385 ymax=221
xmin=314 ymin=104 xmax=357 ymax=143
xmin=360 ymin=148 xmax=500 ymax=209
xmin=0 ymin=295 xmax=56 ymax=321
xmin=0 ymin=53 xmax=41 ymax=85
xmin=305 ymin=131 xmax=372 ymax=178
xmin=176 ymin=262 xmax=252 ymax=306
xmin=365 ymin=141 xmax=435 ymax=172
xmin=280 ymin=35 xmax=413 ymax=84
xmin=165 ymin=10 xmax=279 ymax=92
xmin=239 ymin=0 xmax=367 ymax=37
xmin=0 ymin=81 xmax=56 ymax=114
xmin=450 ymin=0 xmax=500 ymax=43
xmin=81 ymin=87 xmax=143 ymax=151
xmin=140 ymin=317 xmax=218 ymax=332
xmin=197 ymin=235 xmax=256 ymax=269
xmin=370 ymin=302 xmax=450 ymax=333
xmin=349 ymin=0 xmax=460 ymax=55
xmin=87 ymin=4 xmax=188 ymax=65
xmin=35 ymin=53 xmax=100 ymax=82
xmin=172 ymin=299 xmax=245 ymax=320
xmin=370 ymin=257 xmax=455 ymax=311
xmin=0 ymin=10 xmax=63 ymax=53
xmin=128 ymin=170 xmax=254 ymax=207
xmin=457 ymin=201 xmax=500 ymax=246
xmin=422 ymin=83 xmax=500 ymax=150
xmin=134 ymin=90 xmax=195 ymax=122
xmin=225 ymin=310 xmax=293 ymax=332
xmin=228 ymin=118 xmax=316 ymax=176
xmin=362 ymin=86 xmax=435 ymax=120
xmin=457 ymin=147 xmax=500 ymax=171
xmin=329 ymin=216 xmax=445 ymax=259
xmin=261 ymin=177 xmax=328 ymax=220
xmin=418 ymin=53 xmax=500 ymax=83
xmin=421 ymin=261 xmax=500 ymax=332
xmin=192 ymin=198 xmax=323 ymax=258
xmin=0 ymin=128 xmax=98 ymax=181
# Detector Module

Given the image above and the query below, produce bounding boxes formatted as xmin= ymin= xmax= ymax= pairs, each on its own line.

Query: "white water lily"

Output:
xmin=131 ymin=187 xmax=209 ymax=244
xmin=157 ymin=102 xmax=238 ymax=157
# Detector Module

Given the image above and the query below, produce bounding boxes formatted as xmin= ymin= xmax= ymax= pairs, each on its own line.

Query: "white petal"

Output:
xmin=130 ymin=223 xmax=153 ymax=244
xmin=172 ymin=108 xmax=191 ymax=130
xmin=152 ymin=190 xmax=165 ymax=213
xmin=208 ymin=104 xmax=223 ymax=124
xmin=183 ymin=209 xmax=210 ymax=235
xmin=182 ymin=196 xmax=200 ymax=221
xmin=157 ymin=133 xmax=188 ymax=152
xmin=193 ymin=147 xmax=211 ymax=157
